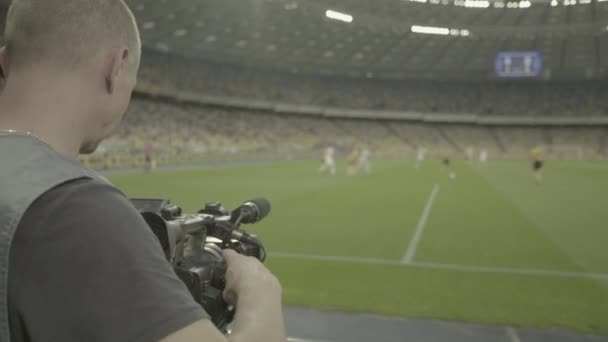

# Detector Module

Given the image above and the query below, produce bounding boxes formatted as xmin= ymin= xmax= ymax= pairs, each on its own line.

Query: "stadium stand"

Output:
xmin=2 ymin=1 xmax=607 ymax=170
xmin=137 ymin=51 xmax=608 ymax=116
xmin=78 ymin=94 xmax=607 ymax=170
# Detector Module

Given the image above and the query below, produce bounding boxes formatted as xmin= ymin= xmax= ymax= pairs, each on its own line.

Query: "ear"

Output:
xmin=0 ymin=46 xmax=8 ymax=78
xmin=104 ymin=47 xmax=130 ymax=94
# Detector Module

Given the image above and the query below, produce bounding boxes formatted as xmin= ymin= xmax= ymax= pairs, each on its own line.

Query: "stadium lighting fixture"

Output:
xmin=551 ymin=0 xmax=558 ymax=5
xmin=519 ymin=0 xmax=531 ymax=7
xmin=598 ymin=0 xmax=608 ymax=2
xmin=284 ymin=2 xmax=298 ymax=10
xmin=464 ymin=0 xmax=490 ymax=8
xmin=460 ymin=29 xmax=471 ymax=36
xmin=579 ymin=0 xmax=591 ymax=4
xmin=142 ymin=21 xmax=155 ymax=30
xmin=325 ymin=10 xmax=353 ymax=23
xmin=155 ymin=42 xmax=170 ymax=52
xmin=407 ymin=0 xmax=429 ymax=3
xmin=174 ymin=29 xmax=187 ymax=37
xmin=494 ymin=1 xmax=505 ymax=7
xmin=411 ymin=25 xmax=450 ymax=35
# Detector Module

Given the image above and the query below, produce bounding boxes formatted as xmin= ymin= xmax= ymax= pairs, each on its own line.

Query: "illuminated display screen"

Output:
xmin=495 ymin=51 xmax=542 ymax=78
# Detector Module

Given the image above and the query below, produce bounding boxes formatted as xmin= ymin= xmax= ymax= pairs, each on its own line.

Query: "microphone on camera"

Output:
xmin=230 ymin=198 xmax=271 ymax=225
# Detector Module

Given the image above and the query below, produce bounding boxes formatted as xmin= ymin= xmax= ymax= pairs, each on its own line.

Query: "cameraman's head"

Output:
xmin=0 ymin=0 xmax=141 ymax=155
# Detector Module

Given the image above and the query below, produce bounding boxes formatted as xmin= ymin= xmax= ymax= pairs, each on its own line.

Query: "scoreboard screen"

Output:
xmin=495 ymin=51 xmax=542 ymax=78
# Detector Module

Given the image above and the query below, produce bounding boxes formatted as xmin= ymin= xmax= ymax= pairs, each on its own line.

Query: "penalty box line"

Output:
xmin=402 ymin=183 xmax=440 ymax=264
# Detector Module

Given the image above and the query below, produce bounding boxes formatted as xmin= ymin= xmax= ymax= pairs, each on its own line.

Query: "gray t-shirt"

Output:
xmin=8 ymin=178 xmax=208 ymax=342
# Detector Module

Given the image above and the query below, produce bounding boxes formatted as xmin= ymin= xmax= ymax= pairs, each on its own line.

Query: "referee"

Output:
xmin=531 ymin=145 xmax=545 ymax=184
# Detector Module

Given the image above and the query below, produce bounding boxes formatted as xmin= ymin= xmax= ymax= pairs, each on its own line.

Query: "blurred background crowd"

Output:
xmin=139 ymin=52 xmax=608 ymax=116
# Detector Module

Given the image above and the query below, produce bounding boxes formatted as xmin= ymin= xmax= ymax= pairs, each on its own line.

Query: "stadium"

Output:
xmin=2 ymin=0 xmax=608 ymax=341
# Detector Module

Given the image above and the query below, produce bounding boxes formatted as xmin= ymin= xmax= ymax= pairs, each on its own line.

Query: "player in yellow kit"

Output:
xmin=346 ymin=147 xmax=360 ymax=176
xmin=531 ymin=145 xmax=544 ymax=183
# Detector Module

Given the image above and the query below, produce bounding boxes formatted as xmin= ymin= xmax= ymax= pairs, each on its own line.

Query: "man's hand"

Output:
xmin=222 ymin=249 xmax=286 ymax=342
xmin=222 ymin=249 xmax=282 ymax=306
xmin=163 ymin=249 xmax=286 ymax=342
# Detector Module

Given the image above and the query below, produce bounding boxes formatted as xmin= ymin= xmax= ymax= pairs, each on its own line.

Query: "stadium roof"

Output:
xmin=2 ymin=0 xmax=608 ymax=80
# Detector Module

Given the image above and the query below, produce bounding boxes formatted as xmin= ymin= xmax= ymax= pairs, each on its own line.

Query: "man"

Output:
xmin=346 ymin=147 xmax=359 ymax=176
xmin=144 ymin=142 xmax=155 ymax=173
xmin=441 ymin=149 xmax=456 ymax=180
xmin=357 ymin=147 xmax=371 ymax=175
xmin=415 ymin=146 xmax=427 ymax=170
xmin=319 ymin=146 xmax=336 ymax=176
xmin=531 ymin=144 xmax=544 ymax=184
xmin=465 ymin=146 xmax=474 ymax=162
xmin=479 ymin=148 xmax=488 ymax=165
xmin=0 ymin=1 xmax=285 ymax=342
xmin=0 ymin=67 xmax=5 ymax=92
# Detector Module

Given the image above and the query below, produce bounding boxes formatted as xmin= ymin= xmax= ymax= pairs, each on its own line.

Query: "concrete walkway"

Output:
xmin=284 ymin=306 xmax=608 ymax=342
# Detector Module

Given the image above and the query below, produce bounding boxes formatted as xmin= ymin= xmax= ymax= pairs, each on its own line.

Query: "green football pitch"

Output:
xmin=107 ymin=159 xmax=608 ymax=334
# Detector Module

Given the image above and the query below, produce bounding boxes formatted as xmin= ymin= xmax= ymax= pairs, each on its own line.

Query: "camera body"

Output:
xmin=130 ymin=198 xmax=268 ymax=332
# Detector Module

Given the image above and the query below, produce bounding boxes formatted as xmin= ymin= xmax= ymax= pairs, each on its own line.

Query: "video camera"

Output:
xmin=130 ymin=198 xmax=271 ymax=332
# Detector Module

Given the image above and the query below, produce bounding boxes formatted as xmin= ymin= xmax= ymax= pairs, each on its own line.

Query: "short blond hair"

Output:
xmin=4 ymin=0 xmax=141 ymax=71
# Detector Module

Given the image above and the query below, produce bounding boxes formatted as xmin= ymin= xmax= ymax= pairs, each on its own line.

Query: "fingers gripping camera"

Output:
xmin=130 ymin=198 xmax=271 ymax=332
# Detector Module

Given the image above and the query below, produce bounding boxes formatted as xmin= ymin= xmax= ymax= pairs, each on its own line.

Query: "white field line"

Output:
xmin=271 ymin=252 xmax=402 ymax=265
xmin=269 ymin=252 xmax=608 ymax=280
xmin=506 ymin=327 xmax=521 ymax=342
xmin=402 ymin=184 xmax=440 ymax=264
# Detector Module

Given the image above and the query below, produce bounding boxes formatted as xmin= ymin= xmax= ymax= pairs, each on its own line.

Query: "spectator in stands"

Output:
xmin=135 ymin=52 xmax=608 ymax=116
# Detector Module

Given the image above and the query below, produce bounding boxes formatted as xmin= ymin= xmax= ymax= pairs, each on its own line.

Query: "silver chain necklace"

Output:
xmin=0 ymin=129 xmax=50 ymax=145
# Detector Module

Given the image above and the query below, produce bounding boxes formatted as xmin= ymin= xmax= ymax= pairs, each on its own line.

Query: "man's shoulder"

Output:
xmin=11 ymin=176 xmax=210 ymax=342
xmin=18 ymin=177 xmax=135 ymax=241
xmin=41 ymin=177 xmax=122 ymax=205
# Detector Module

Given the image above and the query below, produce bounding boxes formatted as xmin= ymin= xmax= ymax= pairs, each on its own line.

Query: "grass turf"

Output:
xmin=107 ymin=159 xmax=608 ymax=334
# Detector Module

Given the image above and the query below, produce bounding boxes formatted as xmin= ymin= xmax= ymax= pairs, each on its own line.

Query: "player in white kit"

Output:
xmin=357 ymin=148 xmax=372 ymax=174
xmin=479 ymin=149 xmax=488 ymax=165
xmin=466 ymin=147 xmax=474 ymax=162
xmin=319 ymin=147 xmax=336 ymax=175
xmin=416 ymin=147 xmax=427 ymax=169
